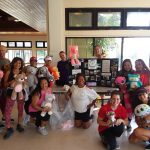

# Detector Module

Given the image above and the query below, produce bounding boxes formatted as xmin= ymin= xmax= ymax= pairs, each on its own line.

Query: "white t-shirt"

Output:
xmin=70 ymin=85 xmax=98 ymax=113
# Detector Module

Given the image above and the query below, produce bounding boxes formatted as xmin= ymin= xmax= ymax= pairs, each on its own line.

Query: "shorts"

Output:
xmin=74 ymin=108 xmax=91 ymax=122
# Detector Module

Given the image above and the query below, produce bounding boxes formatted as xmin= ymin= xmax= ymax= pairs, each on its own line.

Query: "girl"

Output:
xmin=66 ymin=73 xmax=98 ymax=129
xmin=97 ymin=90 xmax=128 ymax=150
xmin=3 ymin=57 xmax=25 ymax=139
xmin=135 ymin=59 xmax=150 ymax=92
xmin=129 ymin=87 xmax=150 ymax=150
xmin=116 ymin=59 xmax=135 ymax=130
xmin=29 ymin=77 xmax=51 ymax=135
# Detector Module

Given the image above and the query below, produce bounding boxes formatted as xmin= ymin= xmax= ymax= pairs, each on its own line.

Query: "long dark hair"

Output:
xmin=10 ymin=57 xmax=24 ymax=71
xmin=30 ymin=77 xmax=50 ymax=98
xmin=121 ymin=59 xmax=133 ymax=72
xmin=135 ymin=59 xmax=149 ymax=72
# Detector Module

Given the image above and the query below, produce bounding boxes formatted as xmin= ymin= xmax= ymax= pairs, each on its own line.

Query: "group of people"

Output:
xmin=0 ymin=44 xmax=150 ymax=150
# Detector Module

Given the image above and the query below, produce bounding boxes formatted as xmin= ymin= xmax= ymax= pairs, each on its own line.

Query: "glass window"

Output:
xmin=97 ymin=12 xmax=121 ymax=27
xmin=127 ymin=12 xmax=150 ymax=27
xmin=45 ymin=42 xmax=47 ymax=48
xmin=24 ymin=41 xmax=32 ymax=48
xmin=8 ymin=42 xmax=15 ymax=47
xmin=123 ymin=38 xmax=150 ymax=68
xmin=36 ymin=42 xmax=44 ymax=48
xmin=69 ymin=12 xmax=92 ymax=27
xmin=6 ymin=49 xmax=32 ymax=64
xmin=16 ymin=42 xmax=23 ymax=47
xmin=0 ymin=42 xmax=7 ymax=47
xmin=36 ymin=50 xmax=47 ymax=64
xmin=66 ymin=38 xmax=93 ymax=58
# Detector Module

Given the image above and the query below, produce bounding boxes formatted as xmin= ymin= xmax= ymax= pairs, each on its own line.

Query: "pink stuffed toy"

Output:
xmin=115 ymin=76 xmax=126 ymax=85
xmin=69 ymin=45 xmax=80 ymax=65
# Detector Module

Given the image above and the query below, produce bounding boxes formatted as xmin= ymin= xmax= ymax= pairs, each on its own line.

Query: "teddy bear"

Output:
xmin=69 ymin=45 xmax=80 ymax=66
xmin=41 ymin=93 xmax=55 ymax=117
xmin=26 ymin=66 xmax=38 ymax=93
xmin=107 ymin=111 xmax=116 ymax=127
xmin=134 ymin=104 xmax=150 ymax=127
xmin=127 ymin=74 xmax=142 ymax=90
xmin=10 ymin=73 xmax=27 ymax=100
xmin=37 ymin=66 xmax=54 ymax=82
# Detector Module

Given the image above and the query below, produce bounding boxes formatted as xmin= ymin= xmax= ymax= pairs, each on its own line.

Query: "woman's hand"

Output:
xmin=115 ymin=119 xmax=124 ymax=126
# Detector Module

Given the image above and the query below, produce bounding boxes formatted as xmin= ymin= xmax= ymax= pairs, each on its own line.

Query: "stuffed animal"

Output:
xmin=10 ymin=73 xmax=27 ymax=100
xmin=107 ymin=111 xmax=116 ymax=127
xmin=26 ymin=66 xmax=38 ymax=93
xmin=115 ymin=76 xmax=126 ymax=85
xmin=127 ymin=74 xmax=142 ymax=90
xmin=41 ymin=93 xmax=55 ymax=117
xmin=134 ymin=104 xmax=150 ymax=127
xmin=49 ymin=66 xmax=60 ymax=80
xmin=69 ymin=45 xmax=80 ymax=66
xmin=37 ymin=66 xmax=54 ymax=82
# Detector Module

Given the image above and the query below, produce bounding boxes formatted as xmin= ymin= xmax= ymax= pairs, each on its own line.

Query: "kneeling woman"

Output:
xmin=29 ymin=77 xmax=51 ymax=135
xmin=97 ymin=90 xmax=128 ymax=150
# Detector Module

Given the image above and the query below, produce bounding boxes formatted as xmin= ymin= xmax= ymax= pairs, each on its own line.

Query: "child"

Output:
xmin=66 ymin=73 xmax=99 ymax=129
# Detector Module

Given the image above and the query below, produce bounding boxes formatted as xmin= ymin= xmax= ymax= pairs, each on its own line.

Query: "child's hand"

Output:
xmin=115 ymin=119 xmax=124 ymax=126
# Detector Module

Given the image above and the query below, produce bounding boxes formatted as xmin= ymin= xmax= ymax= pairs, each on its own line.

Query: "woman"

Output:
xmin=135 ymin=59 xmax=150 ymax=92
xmin=94 ymin=45 xmax=106 ymax=59
xmin=116 ymin=59 xmax=135 ymax=130
xmin=66 ymin=73 xmax=98 ymax=129
xmin=129 ymin=87 xmax=150 ymax=149
xmin=29 ymin=77 xmax=51 ymax=135
xmin=97 ymin=90 xmax=128 ymax=150
xmin=3 ymin=57 xmax=25 ymax=139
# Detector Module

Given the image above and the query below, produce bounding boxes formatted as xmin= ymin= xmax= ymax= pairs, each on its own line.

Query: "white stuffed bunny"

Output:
xmin=41 ymin=93 xmax=55 ymax=117
xmin=107 ymin=111 xmax=116 ymax=127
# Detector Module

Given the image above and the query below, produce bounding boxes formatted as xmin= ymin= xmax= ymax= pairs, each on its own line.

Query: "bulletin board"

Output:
xmin=68 ymin=58 xmax=119 ymax=87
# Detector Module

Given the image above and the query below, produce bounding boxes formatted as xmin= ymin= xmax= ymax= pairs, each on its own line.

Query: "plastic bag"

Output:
xmin=49 ymin=98 xmax=74 ymax=130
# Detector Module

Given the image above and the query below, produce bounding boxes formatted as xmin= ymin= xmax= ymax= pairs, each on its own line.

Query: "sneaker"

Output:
xmin=38 ymin=126 xmax=48 ymax=135
xmin=115 ymin=143 xmax=120 ymax=150
xmin=145 ymin=144 xmax=150 ymax=150
xmin=23 ymin=115 xmax=30 ymax=125
xmin=3 ymin=127 xmax=14 ymax=139
xmin=16 ymin=124 xmax=24 ymax=132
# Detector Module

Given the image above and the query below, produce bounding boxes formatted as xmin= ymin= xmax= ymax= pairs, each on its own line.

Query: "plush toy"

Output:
xmin=26 ymin=66 xmax=38 ymax=93
xmin=10 ymin=73 xmax=27 ymax=100
xmin=69 ymin=45 xmax=80 ymax=66
xmin=115 ymin=76 xmax=126 ymax=85
xmin=41 ymin=93 xmax=55 ymax=117
xmin=134 ymin=104 xmax=150 ymax=127
xmin=107 ymin=111 xmax=116 ymax=127
xmin=127 ymin=74 xmax=142 ymax=90
xmin=37 ymin=66 xmax=54 ymax=82
xmin=49 ymin=66 xmax=60 ymax=80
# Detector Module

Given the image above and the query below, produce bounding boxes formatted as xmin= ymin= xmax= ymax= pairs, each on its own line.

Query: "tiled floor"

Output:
xmin=0 ymin=106 xmax=145 ymax=150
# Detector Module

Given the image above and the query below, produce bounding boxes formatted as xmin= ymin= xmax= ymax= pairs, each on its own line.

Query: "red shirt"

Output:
xmin=98 ymin=103 xmax=127 ymax=133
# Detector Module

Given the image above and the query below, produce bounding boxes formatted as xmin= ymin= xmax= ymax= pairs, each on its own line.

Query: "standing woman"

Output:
xmin=135 ymin=59 xmax=150 ymax=92
xmin=3 ymin=57 xmax=25 ymax=139
xmin=116 ymin=59 xmax=135 ymax=130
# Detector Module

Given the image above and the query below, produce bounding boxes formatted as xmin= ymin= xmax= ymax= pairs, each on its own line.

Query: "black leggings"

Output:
xmin=100 ymin=123 xmax=124 ymax=150
xmin=29 ymin=111 xmax=50 ymax=127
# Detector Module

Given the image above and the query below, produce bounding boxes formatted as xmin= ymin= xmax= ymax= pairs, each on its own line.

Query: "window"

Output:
xmin=127 ymin=12 xmax=150 ymax=27
xmin=6 ymin=49 xmax=32 ymax=64
xmin=36 ymin=50 xmax=47 ymax=66
xmin=97 ymin=12 xmax=121 ymax=27
xmin=16 ymin=42 xmax=23 ymax=47
xmin=66 ymin=38 xmax=93 ymax=58
xmin=36 ymin=41 xmax=47 ymax=48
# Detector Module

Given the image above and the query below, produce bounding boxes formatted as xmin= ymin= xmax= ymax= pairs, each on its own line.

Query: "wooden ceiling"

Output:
xmin=0 ymin=0 xmax=47 ymax=33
